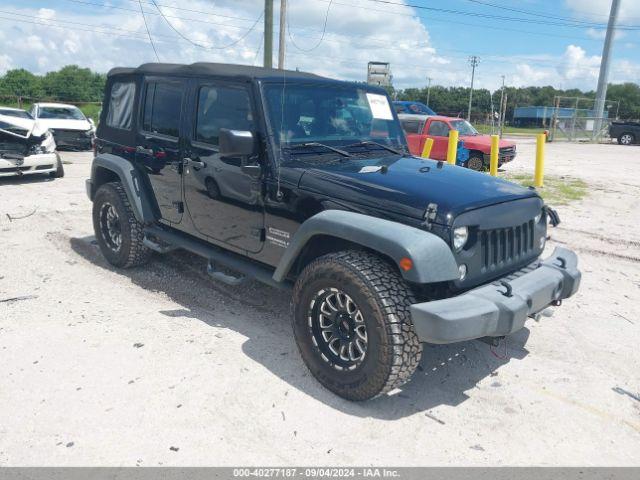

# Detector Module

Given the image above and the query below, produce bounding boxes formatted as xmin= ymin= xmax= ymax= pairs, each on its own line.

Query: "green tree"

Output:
xmin=41 ymin=65 xmax=106 ymax=102
xmin=0 ymin=69 xmax=44 ymax=98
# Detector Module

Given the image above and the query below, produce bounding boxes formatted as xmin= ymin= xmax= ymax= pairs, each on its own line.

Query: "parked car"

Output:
xmin=609 ymin=121 xmax=640 ymax=145
xmin=0 ymin=107 xmax=64 ymax=178
xmin=393 ymin=101 xmax=436 ymax=115
xmin=400 ymin=114 xmax=517 ymax=171
xmin=29 ymin=102 xmax=95 ymax=150
xmin=87 ymin=62 xmax=580 ymax=401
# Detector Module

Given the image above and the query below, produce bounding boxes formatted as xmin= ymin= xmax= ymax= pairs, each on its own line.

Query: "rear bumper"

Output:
xmin=410 ymin=247 xmax=581 ymax=344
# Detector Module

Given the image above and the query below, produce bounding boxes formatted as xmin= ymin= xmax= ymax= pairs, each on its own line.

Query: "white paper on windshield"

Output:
xmin=366 ymin=93 xmax=394 ymax=120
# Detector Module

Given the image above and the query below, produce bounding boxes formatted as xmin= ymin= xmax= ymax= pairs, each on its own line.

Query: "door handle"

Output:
xmin=184 ymin=157 xmax=205 ymax=169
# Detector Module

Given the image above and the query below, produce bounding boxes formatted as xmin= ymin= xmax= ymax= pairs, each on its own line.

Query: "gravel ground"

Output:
xmin=0 ymin=143 xmax=639 ymax=466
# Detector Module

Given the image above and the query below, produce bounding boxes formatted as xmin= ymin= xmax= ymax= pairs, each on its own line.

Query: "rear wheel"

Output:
xmin=292 ymin=251 xmax=422 ymax=401
xmin=92 ymin=182 xmax=152 ymax=268
xmin=619 ymin=133 xmax=635 ymax=145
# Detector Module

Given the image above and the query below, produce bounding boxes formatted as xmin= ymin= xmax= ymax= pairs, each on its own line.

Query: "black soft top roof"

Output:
xmin=107 ymin=62 xmax=331 ymax=83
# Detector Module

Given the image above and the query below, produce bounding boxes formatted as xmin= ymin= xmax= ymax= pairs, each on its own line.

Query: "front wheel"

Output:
xmin=92 ymin=182 xmax=152 ymax=268
xmin=467 ymin=154 xmax=485 ymax=171
xmin=50 ymin=155 xmax=65 ymax=178
xmin=619 ymin=133 xmax=635 ymax=145
xmin=292 ymin=251 xmax=422 ymax=401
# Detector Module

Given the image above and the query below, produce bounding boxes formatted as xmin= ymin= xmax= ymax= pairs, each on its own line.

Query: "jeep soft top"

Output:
xmin=87 ymin=62 xmax=581 ymax=401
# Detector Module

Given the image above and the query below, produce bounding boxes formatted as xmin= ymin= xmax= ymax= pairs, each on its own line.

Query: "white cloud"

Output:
xmin=0 ymin=0 xmax=637 ymax=95
xmin=558 ymin=44 xmax=601 ymax=81
xmin=565 ymin=0 xmax=640 ymax=21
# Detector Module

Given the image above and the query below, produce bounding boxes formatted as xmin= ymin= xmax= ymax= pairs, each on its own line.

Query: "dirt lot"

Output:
xmin=1 ymin=142 xmax=639 ymax=466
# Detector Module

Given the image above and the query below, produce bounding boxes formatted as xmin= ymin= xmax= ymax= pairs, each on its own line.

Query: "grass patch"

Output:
xmin=475 ymin=124 xmax=546 ymax=135
xmin=501 ymin=172 xmax=589 ymax=205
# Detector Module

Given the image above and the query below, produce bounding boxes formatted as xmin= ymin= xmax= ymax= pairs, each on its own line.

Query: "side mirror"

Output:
xmin=219 ymin=128 xmax=255 ymax=158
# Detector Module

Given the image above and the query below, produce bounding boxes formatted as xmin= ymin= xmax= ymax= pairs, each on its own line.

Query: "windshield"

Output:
xmin=38 ymin=106 xmax=86 ymax=120
xmin=450 ymin=119 xmax=478 ymax=136
xmin=263 ymin=83 xmax=405 ymax=152
xmin=0 ymin=109 xmax=33 ymax=119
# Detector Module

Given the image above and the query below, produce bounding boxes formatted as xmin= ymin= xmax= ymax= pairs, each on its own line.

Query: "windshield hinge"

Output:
xmin=423 ymin=203 xmax=438 ymax=229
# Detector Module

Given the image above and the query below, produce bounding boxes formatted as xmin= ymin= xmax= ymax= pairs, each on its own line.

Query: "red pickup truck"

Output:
xmin=399 ymin=114 xmax=517 ymax=171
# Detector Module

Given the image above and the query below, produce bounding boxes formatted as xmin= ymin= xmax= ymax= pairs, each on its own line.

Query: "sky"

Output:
xmin=0 ymin=0 xmax=639 ymax=92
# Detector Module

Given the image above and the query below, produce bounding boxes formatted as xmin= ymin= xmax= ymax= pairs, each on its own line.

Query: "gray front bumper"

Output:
xmin=410 ymin=247 xmax=581 ymax=344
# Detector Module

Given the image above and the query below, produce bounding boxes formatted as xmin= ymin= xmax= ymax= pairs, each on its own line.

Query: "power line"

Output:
xmin=287 ymin=0 xmax=333 ymax=52
xmin=356 ymin=0 xmax=640 ymax=30
xmin=0 ymin=12 xmax=606 ymax=75
xmin=462 ymin=0 xmax=639 ymax=28
xmin=138 ymin=0 xmax=160 ymax=61
xmin=0 ymin=9 xmax=607 ymax=73
xmin=150 ymin=0 xmax=264 ymax=50
xmin=315 ymin=0 xmax=604 ymax=42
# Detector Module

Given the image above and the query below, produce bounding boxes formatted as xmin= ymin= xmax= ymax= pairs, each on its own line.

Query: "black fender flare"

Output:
xmin=272 ymin=210 xmax=460 ymax=284
xmin=87 ymin=153 xmax=157 ymax=224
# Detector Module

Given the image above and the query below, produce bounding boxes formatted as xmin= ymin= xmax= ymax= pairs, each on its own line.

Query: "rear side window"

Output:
xmin=106 ymin=81 xmax=135 ymax=130
xmin=195 ymin=85 xmax=253 ymax=146
xmin=401 ymin=120 xmax=423 ymax=134
xmin=142 ymin=82 xmax=182 ymax=137
xmin=428 ymin=120 xmax=450 ymax=137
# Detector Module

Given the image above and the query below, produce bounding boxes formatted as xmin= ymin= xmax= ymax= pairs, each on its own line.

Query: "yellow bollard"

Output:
xmin=421 ymin=138 xmax=434 ymax=158
xmin=447 ymin=130 xmax=459 ymax=165
xmin=489 ymin=135 xmax=499 ymax=176
xmin=535 ymin=133 xmax=545 ymax=187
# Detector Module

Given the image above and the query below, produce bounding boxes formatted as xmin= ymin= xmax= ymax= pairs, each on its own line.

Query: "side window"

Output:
xmin=106 ymin=81 xmax=135 ymax=130
xmin=428 ymin=120 xmax=450 ymax=137
xmin=195 ymin=85 xmax=253 ymax=146
xmin=401 ymin=120 xmax=421 ymax=134
xmin=142 ymin=82 xmax=182 ymax=138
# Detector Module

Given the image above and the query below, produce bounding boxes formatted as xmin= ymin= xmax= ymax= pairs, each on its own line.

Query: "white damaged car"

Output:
xmin=0 ymin=107 xmax=64 ymax=179
xmin=29 ymin=102 xmax=95 ymax=150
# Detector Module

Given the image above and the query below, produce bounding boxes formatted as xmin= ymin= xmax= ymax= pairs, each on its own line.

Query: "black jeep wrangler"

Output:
xmin=87 ymin=63 xmax=581 ymax=401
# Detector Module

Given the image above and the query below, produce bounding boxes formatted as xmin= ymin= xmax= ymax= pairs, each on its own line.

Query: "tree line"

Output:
xmin=1 ymin=65 xmax=638 ymax=120
xmin=394 ymin=83 xmax=640 ymax=121
xmin=0 ymin=65 xmax=106 ymax=103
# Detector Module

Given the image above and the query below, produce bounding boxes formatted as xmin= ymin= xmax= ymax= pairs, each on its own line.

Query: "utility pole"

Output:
xmin=498 ymin=75 xmax=505 ymax=136
xmin=426 ymin=77 xmax=432 ymax=107
xmin=593 ymin=0 xmax=620 ymax=139
xmin=277 ymin=0 xmax=287 ymax=69
xmin=467 ymin=56 xmax=480 ymax=121
xmin=264 ymin=0 xmax=274 ymax=68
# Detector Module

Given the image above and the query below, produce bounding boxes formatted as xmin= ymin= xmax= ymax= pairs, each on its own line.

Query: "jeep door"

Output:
xmin=183 ymin=80 xmax=264 ymax=253
xmin=136 ymin=78 xmax=186 ymax=224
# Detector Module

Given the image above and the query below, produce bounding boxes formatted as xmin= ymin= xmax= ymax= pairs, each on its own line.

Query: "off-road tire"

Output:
xmin=50 ymin=156 xmax=65 ymax=178
xmin=92 ymin=182 xmax=152 ymax=268
xmin=467 ymin=154 xmax=485 ymax=171
xmin=292 ymin=250 xmax=422 ymax=401
xmin=619 ymin=132 xmax=635 ymax=145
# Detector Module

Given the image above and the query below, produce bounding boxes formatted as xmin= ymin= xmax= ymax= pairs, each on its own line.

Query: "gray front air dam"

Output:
xmin=410 ymin=247 xmax=581 ymax=344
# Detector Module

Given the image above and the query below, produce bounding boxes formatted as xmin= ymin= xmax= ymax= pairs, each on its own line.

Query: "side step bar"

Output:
xmin=144 ymin=226 xmax=291 ymax=291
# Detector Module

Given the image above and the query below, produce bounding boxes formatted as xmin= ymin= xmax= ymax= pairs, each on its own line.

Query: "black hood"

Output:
xmin=296 ymin=154 xmax=539 ymax=225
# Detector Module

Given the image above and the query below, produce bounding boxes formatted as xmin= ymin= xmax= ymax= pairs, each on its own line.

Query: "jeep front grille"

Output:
xmin=480 ymin=220 xmax=535 ymax=271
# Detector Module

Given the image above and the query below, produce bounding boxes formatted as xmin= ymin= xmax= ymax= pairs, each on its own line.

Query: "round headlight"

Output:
xmin=453 ymin=226 xmax=469 ymax=251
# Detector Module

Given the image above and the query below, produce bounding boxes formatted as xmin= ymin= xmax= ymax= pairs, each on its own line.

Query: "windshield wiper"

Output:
xmin=285 ymin=142 xmax=352 ymax=157
xmin=346 ymin=141 xmax=404 ymax=155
